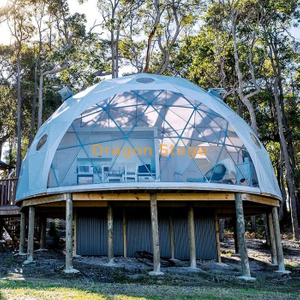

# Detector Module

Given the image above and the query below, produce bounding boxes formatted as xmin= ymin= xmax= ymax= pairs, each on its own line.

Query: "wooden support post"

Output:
xmin=272 ymin=207 xmax=290 ymax=273
xmin=107 ymin=203 xmax=114 ymax=264
xmin=215 ymin=212 xmax=221 ymax=263
xmin=149 ymin=193 xmax=163 ymax=275
xmin=233 ymin=215 xmax=240 ymax=254
xmin=218 ymin=219 xmax=225 ymax=241
xmin=39 ymin=216 xmax=46 ymax=249
xmin=25 ymin=206 xmax=35 ymax=263
xmin=264 ymin=214 xmax=271 ymax=247
xmin=168 ymin=213 xmax=175 ymax=259
xmin=267 ymin=212 xmax=277 ymax=265
xmin=74 ymin=209 xmax=77 ymax=255
xmin=19 ymin=212 xmax=26 ymax=254
xmin=235 ymin=193 xmax=254 ymax=280
xmin=64 ymin=193 xmax=78 ymax=273
xmin=188 ymin=205 xmax=197 ymax=269
xmin=123 ymin=209 xmax=127 ymax=258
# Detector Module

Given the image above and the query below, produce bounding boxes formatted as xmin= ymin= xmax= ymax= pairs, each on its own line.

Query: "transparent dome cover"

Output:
xmin=16 ymin=74 xmax=281 ymax=201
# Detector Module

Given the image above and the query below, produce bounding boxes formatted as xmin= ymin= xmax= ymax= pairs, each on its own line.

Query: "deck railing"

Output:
xmin=0 ymin=178 xmax=18 ymax=206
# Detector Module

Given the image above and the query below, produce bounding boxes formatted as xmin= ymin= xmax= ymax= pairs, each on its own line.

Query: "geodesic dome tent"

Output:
xmin=16 ymin=74 xmax=281 ymax=201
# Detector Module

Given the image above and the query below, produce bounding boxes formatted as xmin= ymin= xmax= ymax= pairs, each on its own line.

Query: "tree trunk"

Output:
xmin=115 ymin=28 xmax=120 ymax=78
xmin=279 ymin=149 xmax=287 ymax=221
xmin=37 ymin=71 xmax=44 ymax=129
xmin=0 ymin=135 xmax=9 ymax=160
xmin=29 ymin=60 xmax=38 ymax=145
xmin=275 ymin=48 xmax=296 ymax=170
xmin=143 ymin=0 xmax=161 ymax=73
xmin=16 ymin=56 xmax=22 ymax=177
xmin=230 ymin=13 xmax=258 ymax=134
xmin=111 ymin=30 xmax=115 ymax=78
xmin=235 ymin=96 xmax=243 ymax=117
xmin=273 ymin=77 xmax=299 ymax=239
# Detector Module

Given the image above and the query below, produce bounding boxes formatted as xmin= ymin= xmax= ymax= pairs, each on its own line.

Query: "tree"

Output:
xmin=7 ymin=1 xmax=34 ymax=176
xmin=259 ymin=0 xmax=300 ymax=239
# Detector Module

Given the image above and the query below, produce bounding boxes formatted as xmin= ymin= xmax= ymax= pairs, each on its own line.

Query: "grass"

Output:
xmin=0 ymin=278 xmax=300 ymax=300
xmin=285 ymin=262 xmax=300 ymax=268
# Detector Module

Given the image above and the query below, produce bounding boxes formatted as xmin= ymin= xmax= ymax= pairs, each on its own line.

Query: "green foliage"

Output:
xmin=0 ymin=1 xmax=299 ymax=232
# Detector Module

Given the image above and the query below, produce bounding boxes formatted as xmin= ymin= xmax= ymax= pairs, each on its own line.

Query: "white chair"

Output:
xmin=124 ymin=164 xmax=138 ymax=182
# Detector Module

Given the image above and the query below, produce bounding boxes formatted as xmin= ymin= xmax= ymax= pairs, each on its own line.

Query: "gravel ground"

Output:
xmin=0 ymin=238 xmax=299 ymax=299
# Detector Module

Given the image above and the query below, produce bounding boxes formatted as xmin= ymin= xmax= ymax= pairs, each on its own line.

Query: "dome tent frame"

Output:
xmin=16 ymin=74 xmax=288 ymax=278
xmin=17 ymin=74 xmax=281 ymax=201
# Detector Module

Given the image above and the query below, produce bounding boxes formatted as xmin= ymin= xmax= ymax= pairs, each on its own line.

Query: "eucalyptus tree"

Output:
xmin=259 ymin=0 xmax=300 ymax=239
xmin=34 ymin=0 xmax=94 ymax=129
xmin=0 ymin=0 xmax=16 ymax=25
xmin=120 ymin=0 xmax=204 ymax=74
xmin=154 ymin=0 xmax=203 ymax=74
xmin=7 ymin=1 xmax=34 ymax=176
xmin=92 ymin=0 xmax=142 ymax=78
xmin=214 ymin=0 xmax=264 ymax=134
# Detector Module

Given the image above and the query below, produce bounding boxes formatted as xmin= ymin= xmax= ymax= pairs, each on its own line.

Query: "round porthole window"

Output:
xmin=136 ymin=77 xmax=155 ymax=83
xmin=250 ymin=133 xmax=261 ymax=149
xmin=36 ymin=134 xmax=48 ymax=151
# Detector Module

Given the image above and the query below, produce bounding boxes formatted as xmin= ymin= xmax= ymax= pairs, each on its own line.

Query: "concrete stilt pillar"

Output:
xmin=39 ymin=216 xmax=46 ymax=249
xmin=107 ymin=203 xmax=114 ymax=265
xmin=188 ymin=205 xmax=197 ymax=269
xmin=24 ymin=207 xmax=35 ymax=264
xmin=168 ymin=213 xmax=175 ymax=259
xmin=267 ymin=212 xmax=277 ymax=266
xmin=19 ymin=211 xmax=26 ymax=254
xmin=235 ymin=193 xmax=255 ymax=281
xmin=272 ymin=207 xmax=290 ymax=274
xmin=64 ymin=193 xmax=78 ymax=273
xmin=149 ymin=193 xmax=163 ymax=275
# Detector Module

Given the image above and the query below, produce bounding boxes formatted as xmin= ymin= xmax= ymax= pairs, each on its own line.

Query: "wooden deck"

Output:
xmin=0 ymin=178 xmax=20 ymax=215
xmin=17 ymin=190 xmax=280 ymax=219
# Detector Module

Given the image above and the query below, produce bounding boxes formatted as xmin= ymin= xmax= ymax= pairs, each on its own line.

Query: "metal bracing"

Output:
xmin=49 ymin=89 xmax=257 ymax=188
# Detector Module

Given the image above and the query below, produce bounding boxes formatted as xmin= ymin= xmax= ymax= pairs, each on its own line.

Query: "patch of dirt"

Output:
xmin=0 ymin=238 xmax=300 ymax=295
xmin=221 ymin=238 xmax=300 ymax=267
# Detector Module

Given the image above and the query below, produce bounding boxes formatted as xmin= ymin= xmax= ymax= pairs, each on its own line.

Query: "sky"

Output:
xmin=1 ymin=0 xmax=300 ymax=45
xmin=0 ymin=0 xmax=101 ymax=44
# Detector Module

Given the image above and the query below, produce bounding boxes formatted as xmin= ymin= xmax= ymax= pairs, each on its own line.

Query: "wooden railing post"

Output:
xmin=0 ymin=178 xmax=18 ymax=207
